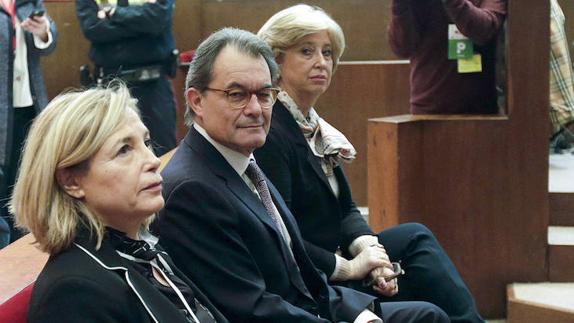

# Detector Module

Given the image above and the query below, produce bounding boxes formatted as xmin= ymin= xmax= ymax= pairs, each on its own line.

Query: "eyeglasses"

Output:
xmin=205 ymin=87 xmax=280 ymax=110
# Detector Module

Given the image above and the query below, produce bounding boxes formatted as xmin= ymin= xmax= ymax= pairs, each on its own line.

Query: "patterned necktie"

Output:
xmin=245 ymin=160 xmax=292 ymax=248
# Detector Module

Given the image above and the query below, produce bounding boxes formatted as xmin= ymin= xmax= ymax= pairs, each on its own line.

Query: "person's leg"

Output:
xmin=379 ymin=301 xmax=449 ymax=323
xmin=377 ymin=223 xmax=483 ymax=323
xmin=130 ymin=77 xmax=177 ymax=156
xmin=2 ymin=106 xmax=36 ymax=243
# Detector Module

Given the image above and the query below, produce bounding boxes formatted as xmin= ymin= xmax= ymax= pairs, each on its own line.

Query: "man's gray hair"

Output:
xmin=184 ymin=27 xmax=279 ymax=126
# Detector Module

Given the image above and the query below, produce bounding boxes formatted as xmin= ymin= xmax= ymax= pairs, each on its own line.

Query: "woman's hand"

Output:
xmin=345 ymin=244 xmax=392 ymax=280
xmin=21 ymin=16 xmax=49 ymax=42
xmin=370 ymin=266 xmax=399 ymax=297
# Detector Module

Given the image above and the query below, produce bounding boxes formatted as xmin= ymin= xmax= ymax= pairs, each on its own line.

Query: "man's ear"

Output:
xmin=186 ymin=88 xmax=204 ymax=120
xmin=55 ymin=168 xmax=85 ymax=199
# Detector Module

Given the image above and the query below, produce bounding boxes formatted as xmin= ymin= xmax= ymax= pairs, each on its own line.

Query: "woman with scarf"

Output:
xmin=255 ymin=5 xmax=484 ymax=323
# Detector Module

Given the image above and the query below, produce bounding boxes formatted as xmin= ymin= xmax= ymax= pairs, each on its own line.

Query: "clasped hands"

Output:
xmin=349 ymin=243 xmax=399 ymax=297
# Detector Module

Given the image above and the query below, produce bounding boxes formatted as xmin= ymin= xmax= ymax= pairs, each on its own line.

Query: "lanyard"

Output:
xmin=118 ymin=251 xmax=201 ymax=323
xmin=1 ymin=0 xmax=16 ymax=50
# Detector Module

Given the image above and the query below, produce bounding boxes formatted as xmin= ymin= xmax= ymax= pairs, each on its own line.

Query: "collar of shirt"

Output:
xmin=193 ymin=123 xmax=253 ymax=177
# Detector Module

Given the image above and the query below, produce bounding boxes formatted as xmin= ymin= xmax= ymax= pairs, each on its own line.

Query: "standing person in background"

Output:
xmin=0 ymin=0 xmax=57 ymax=247
xmin=549 ymin=0 xmax=574 ymax=153
xmin=387 ymin=0 xmax=506 ymax=114
xmin=75 ymin=0 xmax=177 ymax=156
xmin=255 ymin=4 xmax=483 ymax=322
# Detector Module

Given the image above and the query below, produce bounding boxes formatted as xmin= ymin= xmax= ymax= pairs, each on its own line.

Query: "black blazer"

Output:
xmin=156 ymin=128 xmax=375 ymax=323
xmin=28 ymin=229 xmax=228 ymax=323
xmin=254 ymin=101 xmax=373 ymax=277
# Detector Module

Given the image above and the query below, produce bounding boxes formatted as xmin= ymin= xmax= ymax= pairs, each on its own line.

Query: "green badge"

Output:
xmin=448 ymin=24 xmax=473 ymax=60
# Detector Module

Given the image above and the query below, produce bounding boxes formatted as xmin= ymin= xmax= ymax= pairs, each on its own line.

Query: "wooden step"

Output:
xmin=549 ymin=226 xmax=574 ymax=281
xmin=549 ymin=154 xmax=574 ymax=226
xmin=507 ymin=283 xmax=574 ymax=323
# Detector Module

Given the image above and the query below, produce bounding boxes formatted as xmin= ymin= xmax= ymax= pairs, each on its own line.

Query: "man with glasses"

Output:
xmin=155 ymin=27 xmax=449 ymax=323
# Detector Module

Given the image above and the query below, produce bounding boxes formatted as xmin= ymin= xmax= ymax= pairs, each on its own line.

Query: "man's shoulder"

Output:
xmin=160 ymin=142 xmax=227 ymax=199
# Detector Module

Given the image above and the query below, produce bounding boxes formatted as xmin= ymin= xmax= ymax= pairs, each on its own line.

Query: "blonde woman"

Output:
xmin=11 ymin=84 xmax=227 ymax=323
xmin=255 ymin=5 xmax=483 ymax=323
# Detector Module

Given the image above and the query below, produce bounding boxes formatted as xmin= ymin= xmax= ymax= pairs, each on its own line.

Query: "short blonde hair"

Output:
xmin=10 ymin=83 xmax=144 ymax=255
xmin=257 ymin=4 xmax=346 ymax=69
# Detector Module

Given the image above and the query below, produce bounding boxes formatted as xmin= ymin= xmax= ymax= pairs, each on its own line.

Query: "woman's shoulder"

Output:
xmin=34 ymin=242 xmax=116 ymax=286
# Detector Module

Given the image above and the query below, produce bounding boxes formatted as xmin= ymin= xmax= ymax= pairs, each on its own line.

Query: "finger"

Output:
xmin=28 ymin=20 xmax=44 ymax=29
xmin=372 ymin=283 xmax=396 ymax=297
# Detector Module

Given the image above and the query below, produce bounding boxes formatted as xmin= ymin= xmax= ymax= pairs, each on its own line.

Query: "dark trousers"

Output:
xmin=380 ymin=301 xmax=449 ymax=323
xmin=354 ymin=223 xmax=484 ymax=323
xmin=0 ymin=106 xmax=36 ymax=246
xmin=130 ymin=76 xmax=177 ymax=156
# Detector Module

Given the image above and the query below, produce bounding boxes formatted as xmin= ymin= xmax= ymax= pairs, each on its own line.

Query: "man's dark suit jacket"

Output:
xmin=157 ymin=128 xmax=376 ymax=323
xmin=254 ymin=101 xmax=373 ymax=277
xmin=29 ymin=228 xmax=228 ymax=323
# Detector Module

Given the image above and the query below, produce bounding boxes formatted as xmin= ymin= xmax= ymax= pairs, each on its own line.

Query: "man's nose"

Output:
xmin=243 ymin=93 xmax=263 ymax=115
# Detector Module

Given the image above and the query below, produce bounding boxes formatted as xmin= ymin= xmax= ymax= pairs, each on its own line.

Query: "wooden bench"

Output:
xmin=0 ymin=234 xmax=48 ymax=322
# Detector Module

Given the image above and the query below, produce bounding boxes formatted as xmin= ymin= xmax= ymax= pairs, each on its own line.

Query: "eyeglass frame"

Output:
xmin=204 ymin=86 xmax=281 ymax=110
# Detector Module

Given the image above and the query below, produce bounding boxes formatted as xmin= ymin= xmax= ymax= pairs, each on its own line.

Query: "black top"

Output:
xmin=156 ymin=128 xmax=377 ymax=322
xmin=75 ymin=0 xmax=175 ymax=68
xmin=106 ymin=228 xmax=217 ymax=323
xmin=254 ymin=101 xmax=373 ymax=276
xmin=28 ymin=226 xmax=229 ymax=323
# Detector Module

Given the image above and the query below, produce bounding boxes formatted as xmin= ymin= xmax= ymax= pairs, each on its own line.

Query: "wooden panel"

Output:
xmin=172 ymin=61 xmax=411 ymax=205
xmin=0 ymin=234 xmax=48 ymax=304
xmin=172 ymin=0 xmax=202 ymax=53
xmin=549 ymin=192 xmax=574 ymax=226
xmin=317 ymin=61 xmax=410 ymax=205
xmin=549 ymin=244 xmax=574 ymax=282
xmin=367 ymin=0 xmax=549 ymax=318
xmin=43 ymin=2 xmax=91 ymax=99
xmin=507 ymin=285 xmax=574 ymax=323
xmin=200 ymin=0 xmax=398 ymax=61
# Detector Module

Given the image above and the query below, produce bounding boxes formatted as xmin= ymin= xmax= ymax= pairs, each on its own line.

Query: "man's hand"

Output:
xmin=369 ymin=266 xmax=399 ymax=297
xmin=21 ymin=16 xmax=49 ymax=42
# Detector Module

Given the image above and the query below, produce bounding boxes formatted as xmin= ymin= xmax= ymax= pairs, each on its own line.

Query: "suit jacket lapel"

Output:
xmin=186 ymin=129 xmax=315 ymax=300
xmin=185 ymin=129 xmax=297 ymax=264
xmin=275 ymin=101 xmax=335 ymax=197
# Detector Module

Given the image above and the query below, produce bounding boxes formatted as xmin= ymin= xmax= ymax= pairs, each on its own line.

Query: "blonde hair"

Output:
xmin=10 ymin=83 xmax=144 ymax=255
xmin=257 ymin=4 xmax=346 ymax=69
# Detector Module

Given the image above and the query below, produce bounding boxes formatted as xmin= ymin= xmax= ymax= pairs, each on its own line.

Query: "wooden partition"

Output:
xmin=41 ymin=2 xmax=405 ymax=198
xmin=200 ymin=0 xmax=397 ymax=61
xmin=172 ymin=61 xmax=411 ymax=205
xmin=367 ymin=0 xmax=549 ymax=318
